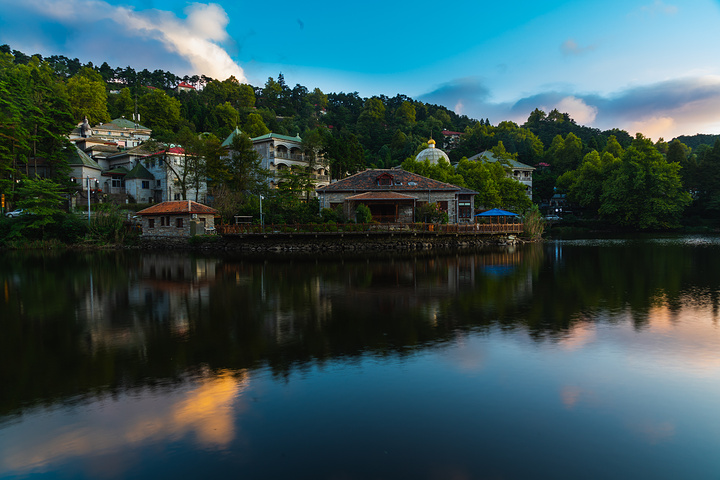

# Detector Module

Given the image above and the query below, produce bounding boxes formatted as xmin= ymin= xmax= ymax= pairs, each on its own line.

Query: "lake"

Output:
xmin=1 ymin=236 xmax=720 ymax=479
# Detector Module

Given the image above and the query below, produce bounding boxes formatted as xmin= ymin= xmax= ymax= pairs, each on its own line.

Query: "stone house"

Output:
xmin=316 ymin=169 xmax=477 ymax=224
xmin=137 ymin=200 xmax=218 ymax=237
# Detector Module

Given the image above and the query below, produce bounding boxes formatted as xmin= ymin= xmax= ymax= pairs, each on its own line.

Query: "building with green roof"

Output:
xmin=467 ymin=151 xmax=535 ymax=197
xmin=124 ymin=162 xmax=156 ymax=203
xmin=221 ymin=130 xmax=330 ymax=195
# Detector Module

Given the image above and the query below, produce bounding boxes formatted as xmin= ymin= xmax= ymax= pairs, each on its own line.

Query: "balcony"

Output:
xmin=273 ymin=152 xmax=304 ymax=161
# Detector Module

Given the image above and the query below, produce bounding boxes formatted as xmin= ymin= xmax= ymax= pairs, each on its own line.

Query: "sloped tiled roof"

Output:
xmin=251 ymin=132 xmax=303 ymax=144
xmin=468 ymin=151 xmax=534 ymax=170
xmin=317 ymin=169 xmax=475 ymax=194
xmin=136 ymin=201 xmax=218 ymax=216
xmin=103 ymin=166 xmax=130 ymax=176
xmin=106 ymin=118 xmax=150 ymax=130
xmin=346 ymin=191 xmax=417 ymax=201
xmin=106 ymin=144 xmax=154 ymax=160
xmin=66 ymin=146 xmax=101 ymax=170
xmin=125 ymin=162 xmax=155 ymax=180
xmin=221 ymin=127 xmax=243 ymax=147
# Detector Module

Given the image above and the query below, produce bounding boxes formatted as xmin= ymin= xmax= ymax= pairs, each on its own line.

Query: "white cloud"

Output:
xmin=545 ymin=96 xmax=599 ymax=124
xmin=640 ymin=0 xmax=678 ymax=16
xmin=9 ymin=0 xmax=246 ymax=81
xmin=560 ymin=39 xmax=596 ymax=56
xmin=627 ymin=116 xmax=676 ymax=139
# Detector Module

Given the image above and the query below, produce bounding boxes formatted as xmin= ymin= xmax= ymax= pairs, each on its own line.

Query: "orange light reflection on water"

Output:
xmin=0 ymin=370 xmax=249 ymax=477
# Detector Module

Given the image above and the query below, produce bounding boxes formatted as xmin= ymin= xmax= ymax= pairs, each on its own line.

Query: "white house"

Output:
xmin=221 ymin=129 xmax=330 ymax=195
xmin=467 ymin=151 xmax=535 ymax=197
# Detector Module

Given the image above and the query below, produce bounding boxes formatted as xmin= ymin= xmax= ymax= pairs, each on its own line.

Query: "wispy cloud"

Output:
xmin=421 ymin=76 xmax=720 ymax=140
xmin=0 ymin=0 xmax=245 ymax=81
xmin=640 ymin=0 xmax=679 ymax=16
xmin=560 ymin=39 xmax=596 ymax=56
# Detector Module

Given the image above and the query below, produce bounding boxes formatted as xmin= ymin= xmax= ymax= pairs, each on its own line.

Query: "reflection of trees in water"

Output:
xmin=3 ymin=240 xmax=720 ymax=415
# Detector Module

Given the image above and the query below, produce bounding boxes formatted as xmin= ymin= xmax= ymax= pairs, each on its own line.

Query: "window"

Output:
xmin=377 ymin=174 xmax=393 ymax=186
xmin=174 ymin=193 xmax=180 ymax=200
xmin=438 ymin=201 xmax=448 ymax=212
xmin=148 ymin=218 xmax=155 ymax=228
xmin=111 ymin=178 xmax=122 ymax=188
xmin=459 ymin=200 xmax=472 ymax=218
xmin=141 ymin=181 xmax=150 ymax=189
xmin=176 ymin=218 xmax=183 ymax=228
xmin=156 ymin=180 xmax=161 ymax=187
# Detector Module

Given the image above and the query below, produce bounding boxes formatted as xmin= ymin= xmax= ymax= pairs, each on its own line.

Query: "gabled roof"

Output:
xmin=346 ymin=191 xmax=417 ymax=201
xmin=103 ymin=166 xmax=130 ymax=176
xmin=125 ymin=162 xmax=155 ymax=180
xmin=66 ymin=146 xmax=101 ymax=170
xmin=101 ymin=118 xmax=151 ymax=131
xmin=106 ymin=143 xmax=154 ymax=160
xmin=148 ymin=147 xmax=185 ymax=156
xmin=467 ymin=151 xmax=535 ymax=170
xmin=136 ymin=201 xmax=218 ymax=216
xmin=221 ymin=127 xmax=243 ymax=148
xmin=317 ymin=169 xmax=476 ymax=194
xmin=251 ymin=132 xmax=303 ymax=144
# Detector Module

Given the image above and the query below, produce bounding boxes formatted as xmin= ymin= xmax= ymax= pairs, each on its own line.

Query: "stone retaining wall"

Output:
xmin=139 ymin=231 xmax=524 ymax=254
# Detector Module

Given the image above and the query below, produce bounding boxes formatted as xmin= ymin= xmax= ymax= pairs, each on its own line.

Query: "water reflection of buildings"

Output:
xmin=80 ymin=255 xmax=221 ymax=353
xmin=75 ymin=248 xmax=536 ymax=354
xmin=253 ymin=248 xmax=537 ymax=343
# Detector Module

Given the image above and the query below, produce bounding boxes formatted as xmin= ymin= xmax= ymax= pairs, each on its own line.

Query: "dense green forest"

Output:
xmin=2 ymin=44 xmax=720 ymax=237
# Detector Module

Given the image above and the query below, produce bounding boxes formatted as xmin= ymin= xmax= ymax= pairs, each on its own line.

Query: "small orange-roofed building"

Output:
xmin=137 ymin=200 xmax=218 ymax=237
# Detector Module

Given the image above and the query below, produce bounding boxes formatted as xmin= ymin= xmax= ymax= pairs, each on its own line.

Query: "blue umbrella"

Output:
xmin=475 ymin=208 xmax=518 ymax=217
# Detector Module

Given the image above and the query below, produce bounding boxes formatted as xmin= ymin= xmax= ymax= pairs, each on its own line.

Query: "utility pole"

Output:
xmin=87 ymin=176 xmax=91 ymax=222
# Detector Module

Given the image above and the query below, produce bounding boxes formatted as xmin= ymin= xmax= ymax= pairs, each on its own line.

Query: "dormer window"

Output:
xmin=377 ymin=173 xmax=393 ymax=186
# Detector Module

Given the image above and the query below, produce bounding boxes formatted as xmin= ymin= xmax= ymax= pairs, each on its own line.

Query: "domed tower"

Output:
xmin=415 ymin=138 xmax=450 ymax=164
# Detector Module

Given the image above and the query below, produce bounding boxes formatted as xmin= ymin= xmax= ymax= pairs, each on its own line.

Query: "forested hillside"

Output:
xmin=2 ymin=44 xmax=720 ymax=230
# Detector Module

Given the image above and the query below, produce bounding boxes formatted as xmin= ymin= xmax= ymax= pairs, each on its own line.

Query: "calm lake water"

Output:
xmin=2 ymin=236 xmax=720 ymax=479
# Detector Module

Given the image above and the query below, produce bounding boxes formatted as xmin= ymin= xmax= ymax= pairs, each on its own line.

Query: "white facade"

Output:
xmin=468 ymin=151 xmax=535 ymax=197
xmin=222 ymin=130 xmax=330 ymax=195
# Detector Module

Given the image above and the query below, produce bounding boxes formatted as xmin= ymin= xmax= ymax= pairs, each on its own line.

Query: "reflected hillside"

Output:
xmin=2 ymin=238 xmax=720 ymax=415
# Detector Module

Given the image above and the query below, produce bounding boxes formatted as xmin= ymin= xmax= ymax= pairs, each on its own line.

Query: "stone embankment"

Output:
xmin=140 ymin=231 xmax=528 ymax=254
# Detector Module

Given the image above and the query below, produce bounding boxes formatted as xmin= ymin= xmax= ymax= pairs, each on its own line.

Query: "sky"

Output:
xmin=2 ymin=0 xmax=720 ymax=140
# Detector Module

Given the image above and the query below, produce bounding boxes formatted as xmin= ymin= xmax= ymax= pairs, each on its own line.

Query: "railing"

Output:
xmin=216 ymin=222 xmax=524 ymax=235
xmin=273 ymin=152 xmax=304 ymax=161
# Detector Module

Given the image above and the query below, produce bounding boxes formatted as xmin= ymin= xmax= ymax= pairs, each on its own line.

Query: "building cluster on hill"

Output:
xmin=64 ymin=116 xmax=533 ymax=230
xmin=62 ymin=114 xmax=535 ymax=236
xmin=66 ymin=117 xmax=332 ymax=205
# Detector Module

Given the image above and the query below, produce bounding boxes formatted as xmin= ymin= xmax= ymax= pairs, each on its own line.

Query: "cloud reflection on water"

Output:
xmin=0 ymin=370 xmax=248 ymax=476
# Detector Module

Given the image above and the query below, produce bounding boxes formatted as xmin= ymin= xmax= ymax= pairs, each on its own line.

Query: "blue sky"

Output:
xmin=2 ymin=0 xmax=720 ymax=140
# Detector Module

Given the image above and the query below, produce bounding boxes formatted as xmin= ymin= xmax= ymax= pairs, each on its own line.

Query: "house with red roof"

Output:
xmin=176 ymin=82 xmax=196 ymax=93
xmin=316 ymin=169 xmax=477 ymax=224
xmin=137 ymin=200 xmax=218 ymax=237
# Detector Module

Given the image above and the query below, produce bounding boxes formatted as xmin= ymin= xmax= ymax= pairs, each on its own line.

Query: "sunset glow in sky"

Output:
xmin=2 ymin=0 xmax=720 ymax=139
